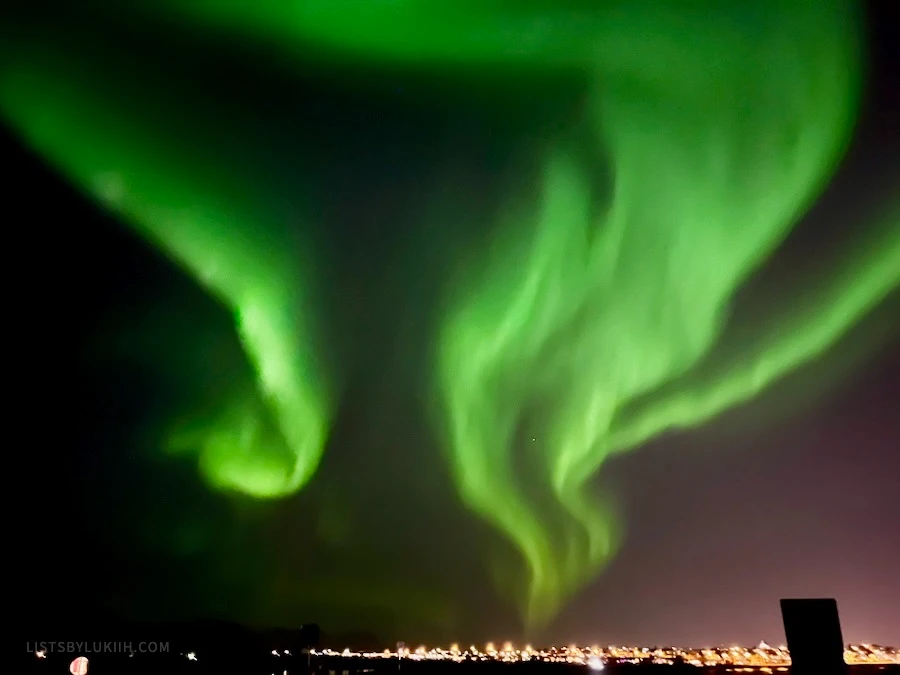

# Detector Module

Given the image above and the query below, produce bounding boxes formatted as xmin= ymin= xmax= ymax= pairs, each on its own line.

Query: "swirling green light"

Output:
xmin=0 ymin=37 xmax=331 ymax=499
xmin=2 ymin=0 xmax=895 ymax=632
xmin=429 ymin=0 xmax=888 ymax=628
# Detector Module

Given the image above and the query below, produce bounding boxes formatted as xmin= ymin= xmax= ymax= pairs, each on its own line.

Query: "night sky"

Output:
xmin=8 ymin=0 xmax=898 ymax=647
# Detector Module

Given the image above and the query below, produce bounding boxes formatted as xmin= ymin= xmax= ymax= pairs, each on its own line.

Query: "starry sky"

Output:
xmin=8 ymin=0 xmax=898 ymax=647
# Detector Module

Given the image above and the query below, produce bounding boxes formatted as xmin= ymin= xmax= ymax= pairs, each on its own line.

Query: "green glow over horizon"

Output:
xmin=429 ymin=0 xmax=888 ymax=628
xmin=2 ymin=0 xmax=897 ymax=633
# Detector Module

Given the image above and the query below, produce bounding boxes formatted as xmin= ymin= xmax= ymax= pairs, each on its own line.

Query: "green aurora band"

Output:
xmin=0 ymin=30 xmax=332 ymax=500
xmin=1 ymin=0 xmax=898 ymax=631
xmin=429 ymin=0 xmax=896 ymax=628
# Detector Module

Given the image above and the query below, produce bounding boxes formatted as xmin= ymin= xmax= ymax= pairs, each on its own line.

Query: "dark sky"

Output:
xmin=9 ymin=0 xmax=898 ymax=647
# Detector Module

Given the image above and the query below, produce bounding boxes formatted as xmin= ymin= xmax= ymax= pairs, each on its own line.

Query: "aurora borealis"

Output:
xmin=435 ymin=0 xmax=869 ymax=626
xmin=6 ymin=0 xmax=899 ymax=646
xmin=1 ymin=29 xmax=332 ymax=499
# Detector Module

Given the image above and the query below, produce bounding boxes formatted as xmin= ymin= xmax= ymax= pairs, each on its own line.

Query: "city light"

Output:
xmin=308 ymin=642 xmax=899 ymax=667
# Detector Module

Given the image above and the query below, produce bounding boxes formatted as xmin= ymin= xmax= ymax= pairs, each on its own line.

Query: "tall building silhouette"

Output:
xmin=781 ymin=598 xmax=847 ymax=675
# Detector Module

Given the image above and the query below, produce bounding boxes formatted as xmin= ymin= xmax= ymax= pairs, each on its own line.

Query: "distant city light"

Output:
xmin=305 ymin=642 xmax=898 ymax=667
xmin=186 ymin=652 xmax=197 ymax=661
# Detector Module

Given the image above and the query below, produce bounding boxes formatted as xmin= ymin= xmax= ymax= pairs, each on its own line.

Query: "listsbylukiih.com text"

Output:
xmin=29 ymin=642 xmax=170 ymax=655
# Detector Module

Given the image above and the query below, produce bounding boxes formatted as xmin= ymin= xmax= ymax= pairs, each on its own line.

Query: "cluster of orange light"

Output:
xmin=309 ymin=641 xmax=899 ymax=667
